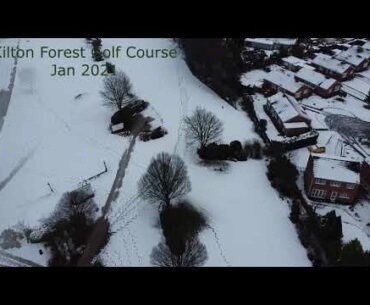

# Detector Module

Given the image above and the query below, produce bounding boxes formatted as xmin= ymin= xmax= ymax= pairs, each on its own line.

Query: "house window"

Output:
xmin=346 ymin=184 xmax=355 ymax=190
xmin=330 ymin=181 xmax=341 ymax=187
xmin=339 ymin=193 xmax=350 ymax=199
xmin=315 ymin=178 xmax=326 ymax=185
xmin=311 ymin=188 xmax=326 ymax=199
xmin=330 ymin=191 xmax=338 ymax=201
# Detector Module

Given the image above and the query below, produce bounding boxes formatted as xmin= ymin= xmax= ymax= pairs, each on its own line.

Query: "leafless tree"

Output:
xmin=184 ymin=107 xmax=223 ymax=148
xmin=138 ymin=152 xmax=191 ymax=208
xmin=150 ymin=237 xmax=208 ymax=267
xmin=100 ymin=71 xmax=134 ymax=110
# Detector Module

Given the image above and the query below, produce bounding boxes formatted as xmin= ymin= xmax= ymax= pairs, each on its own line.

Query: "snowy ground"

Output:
xmin=0 ymin=38 xmax=310 ymax=266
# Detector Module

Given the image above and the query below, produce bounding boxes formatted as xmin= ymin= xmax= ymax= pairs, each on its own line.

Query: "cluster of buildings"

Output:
xmin=262 ymin=55 xmax=346 ymax=100
xmin=243 ymin=38 xmax=370 ymax=205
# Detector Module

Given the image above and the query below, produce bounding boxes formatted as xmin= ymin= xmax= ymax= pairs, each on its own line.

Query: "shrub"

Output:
xmin=39 ymin=187 xmax=98 ymax=266
xmin=160 ymin=201 xmax=207 ymax=256
xmin=244 ymin=140 xmax=263 ymax=159
xmin=240 ymin=96 xmax=257 ymax=119
xmin=319 ymin=210 xmax=343 ymax=241
xmin=290 ymin=200 xmax=301 ymax=224
xmin=337 ymin=239 xmax=365 ymax=266
xmin=198 ymin=142 xmax=230 ymax=161
xmin=91 ymin=38 xmax=103 ymax=62
xmin=267 ymin=155 xmax=300 ymax=198
xmin=0 ymin=228 xmax=23 ymax=249
xmin=105 ymin=62 xmax=116 ymax=74
xmin=229 ymin=140 xmax=247 ymax=161
xmin=263 ymin=142 xmax=285 ymax=157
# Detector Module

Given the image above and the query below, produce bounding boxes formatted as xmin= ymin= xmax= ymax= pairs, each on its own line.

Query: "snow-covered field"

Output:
xmin=0 ymin=38 xmax=310 ymax=266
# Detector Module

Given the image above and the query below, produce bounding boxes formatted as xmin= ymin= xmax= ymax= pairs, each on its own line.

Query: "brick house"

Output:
xmin=304 ymin=154 xmax=361 ymax=204
xmin=281 ymin=56 xmax=314 ymax=72
xmin=265 ymin=92 xmax=312 ymax=137
xmin=295 ymin=67 xmax=341 ymax=98
xmin=311 ymin=53 xmax=355 ymax=81
xmin=263 ymin=69 xmax=312 ymax=100
xmin=334 ymin=46 xmax=370 ymax=72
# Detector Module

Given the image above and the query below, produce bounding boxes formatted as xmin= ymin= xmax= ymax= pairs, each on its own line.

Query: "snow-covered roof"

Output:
xmin=245 ymin=38 xmax=297 ymax=48
xmin=342 ymin=76 xmax=370 ymax=100
xmin=282 ymin=56 xmax=315 ymax=69
xmin=365 ymin=157 xmax=370 ymax=166
xmin=282 ymin=56 xmax=305 ymax=65
xmin=268 ymin=92 xmax=311 ymax=123
xmin=264 ymin=70 xmax=304 ymax=94
xmin=311 ymin=154 xmax=361 ymax=184
xmin=362 ymin=41 xmax=370 ymax=51
xmin=320 ymin=78 xmax=337 ymax=90
xmin=284 ymin=122 xmax=309 ymax=129
xmin=312 ymin=53 xmax=352 ymax=74
xmin=273 ymin=38 xmax=297 ymax=46
xmin=295 ymin=67 xmax=337 ymax=90
xmin=335 ymin=47 xmax=368 ymax=67
xmin=245 ymin=38 xmax=274 ymax=46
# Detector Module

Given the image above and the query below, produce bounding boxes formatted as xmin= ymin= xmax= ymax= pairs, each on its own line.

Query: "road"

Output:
xmin=77 ymin=116 xmax=146 ymax=266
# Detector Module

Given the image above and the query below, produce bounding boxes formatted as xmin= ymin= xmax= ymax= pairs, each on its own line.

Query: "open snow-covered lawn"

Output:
xmin=100 ymin=39 xmax=310 ymax=266
xmin=190 ymin=160 xmax=309 ymax=266
xmin=0 ymin=38 xmax=310 ymax=266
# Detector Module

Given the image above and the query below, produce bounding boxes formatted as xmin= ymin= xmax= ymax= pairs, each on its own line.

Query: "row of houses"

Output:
xmin=311 ymin=53 xmax=355 ymax=81
xmin=264 ymin=100 xmax=370 ymax=204
xmin=334 ymin=46 xmax=370 ymax=72
xmin=262 ymin=66 xmax=341 ymax=100
xmin=263 ymin=69 xmax=312 ymax=99
xmin=295 ymin=68 xmax=341 ymax=98
xmin=308 ymin=45 xmax=370 ymax=79
xmin=305 ymin=154 xmax=370 ymax=205
xmin=244 ymin=38 xmax=297 ymax=51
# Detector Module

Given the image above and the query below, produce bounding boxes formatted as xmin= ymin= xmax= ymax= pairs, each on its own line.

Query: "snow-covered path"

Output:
xmin=0 ymin=39 xmax=18 ymax=133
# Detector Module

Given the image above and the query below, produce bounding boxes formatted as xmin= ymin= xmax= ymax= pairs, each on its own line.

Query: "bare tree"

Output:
xmin=150 ymin=238 xmax=208 ymax=267
xmin=138 ymin=152 xmax=191 ymax=208
xmin=100 ymin=71 xmax=134 ymax=110
xmin=184 ymin=107 xmax=223 ymax=148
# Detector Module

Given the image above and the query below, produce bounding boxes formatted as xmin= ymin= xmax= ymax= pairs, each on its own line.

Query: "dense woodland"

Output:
xmin=178 ymin=39 xmax=244 ymax=105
